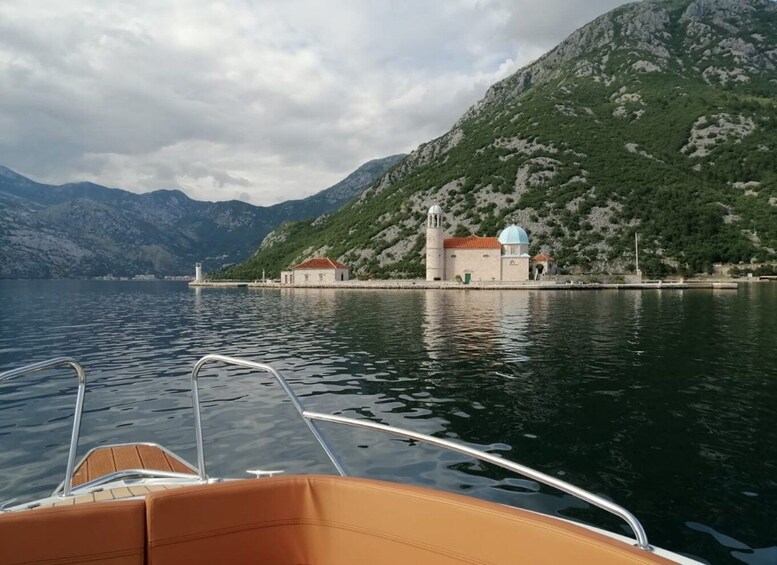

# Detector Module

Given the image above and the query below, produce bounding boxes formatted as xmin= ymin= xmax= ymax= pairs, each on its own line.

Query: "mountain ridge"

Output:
xmin=0 ymin=154 xmax=405 ymax=278
xmin=221 ymin=0 xmax=777 ymax=280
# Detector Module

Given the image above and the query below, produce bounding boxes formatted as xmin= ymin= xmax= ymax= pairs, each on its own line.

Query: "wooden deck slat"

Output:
xmin=93 ymin=489 xmax=115 ymax=501
xmin=26 ymin=478 xmax=196 ymax=510
xmin=87 ymin=448 xmax=117 ymax=483
xmin=110 ymin=487 xmax=132 ymax=499
xmin=144 ymin=484 xmax=167 ymax=492
xmin=72 ymin=444 xmax=195 ymax=489
xmin=163 ymin=451 xmax=194 ymax=474
xmin=137 ymin=444 xmax=173 ymax=472
xmin=127 ymin=485 xmax=150 ymax=496
xmin=72 ymin=460 xmax=89 ymax=487
xmin=112 ymin=445 xmax=143 ymax=472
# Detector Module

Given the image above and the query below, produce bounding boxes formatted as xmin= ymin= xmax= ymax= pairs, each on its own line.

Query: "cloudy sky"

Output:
xmin=0 ymin=0 xmax=633 ymax=206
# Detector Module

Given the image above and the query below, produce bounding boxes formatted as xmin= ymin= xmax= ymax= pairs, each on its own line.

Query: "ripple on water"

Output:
xmin=0 ymin=282 xmax=776 ymax=564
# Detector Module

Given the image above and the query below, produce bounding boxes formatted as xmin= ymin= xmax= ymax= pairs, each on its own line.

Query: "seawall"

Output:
xmin=190 ymin=280 xmax=738 ymax=290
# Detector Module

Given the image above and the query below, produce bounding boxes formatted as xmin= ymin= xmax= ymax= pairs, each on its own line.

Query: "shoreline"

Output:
xmin=189 ymin=279 xmax=739 ymax=290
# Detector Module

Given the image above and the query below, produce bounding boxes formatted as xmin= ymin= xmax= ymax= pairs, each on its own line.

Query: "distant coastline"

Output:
xmin=189 ymin=279 xmax=740 ymax=291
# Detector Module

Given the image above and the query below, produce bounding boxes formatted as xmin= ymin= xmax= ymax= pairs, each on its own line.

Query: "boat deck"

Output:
xmin=71 ymin=444 xmax=196 ymax=487
xmin=41 ymin=482 xmax=186 ymax=507
xmin=27 ymin=444 xmax=200 ymax=508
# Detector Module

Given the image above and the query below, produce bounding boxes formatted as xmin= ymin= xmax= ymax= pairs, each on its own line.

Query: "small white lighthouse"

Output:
xmin=425 ymin=205 xmax=444 ymax=281
xmin=194 ymin=262 xmax=202 ymax=283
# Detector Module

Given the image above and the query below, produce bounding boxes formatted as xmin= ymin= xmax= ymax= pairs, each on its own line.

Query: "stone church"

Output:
xmin=425 ymin=205 xmax=531 ymax=282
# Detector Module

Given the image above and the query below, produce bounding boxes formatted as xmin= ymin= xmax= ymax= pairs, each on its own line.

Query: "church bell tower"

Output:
xmin=425 ymin=205 xmax=444 ymax=281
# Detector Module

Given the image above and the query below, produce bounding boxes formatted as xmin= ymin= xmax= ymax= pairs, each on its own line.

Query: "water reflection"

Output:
xmin=0 ymin=282 xmax=775 ymax=564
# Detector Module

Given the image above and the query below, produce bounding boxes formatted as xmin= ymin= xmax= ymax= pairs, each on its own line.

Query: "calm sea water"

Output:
xmin=0 ymin=280 xmax=775 ymax=563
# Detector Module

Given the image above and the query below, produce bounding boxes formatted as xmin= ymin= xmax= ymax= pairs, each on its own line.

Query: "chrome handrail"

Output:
xmin=0 ymin=357 xmax=86 ymax=497
xmin=303 ymin=411 xmax=652 ymax=551
xmin=190 ymin=354 xmax=347 ymax=480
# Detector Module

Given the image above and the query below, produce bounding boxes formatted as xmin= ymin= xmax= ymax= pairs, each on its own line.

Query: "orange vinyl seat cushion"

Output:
xmin=145 ymin=475 xmax=674 ymax=565
xmin=0 ymin=498 xmax=146 ymax=565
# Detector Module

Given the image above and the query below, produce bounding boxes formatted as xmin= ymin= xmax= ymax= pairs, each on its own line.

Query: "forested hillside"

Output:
xmin=222 ymin=0 xmax=777 ymax=280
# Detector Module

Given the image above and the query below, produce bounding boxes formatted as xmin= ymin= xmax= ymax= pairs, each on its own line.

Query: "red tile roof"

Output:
xmin=293 ymin=257 xmax=348 ymax=270
xmin=444 ymin=235 xmax=502 ymax=250
xmin=534 ymin=254 xmax=554 ymax=262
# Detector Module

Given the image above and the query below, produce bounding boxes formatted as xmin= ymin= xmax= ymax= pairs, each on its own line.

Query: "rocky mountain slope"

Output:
xmin=0 ymin=155 xmax=403 ymax=278
xmin=222 ymin=0 xmax=777 ymax=280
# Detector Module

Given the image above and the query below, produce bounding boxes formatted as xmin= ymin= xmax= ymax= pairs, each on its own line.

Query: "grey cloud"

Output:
xmin=493 ymin=0 xmax=635 ymax=46
xmin=0 ymin=0 xmax=634 ymax=205
xmin=186 ymin=165 xmax=253 ymax=189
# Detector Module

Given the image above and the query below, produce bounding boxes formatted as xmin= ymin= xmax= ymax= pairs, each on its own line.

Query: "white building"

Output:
xmin=532 ymin=253 xmax=556 ymax=279
xmin=281 ymin=257 xmax=349 ymax=285
xmin=425 ymin=205 xmax=531 ymax=282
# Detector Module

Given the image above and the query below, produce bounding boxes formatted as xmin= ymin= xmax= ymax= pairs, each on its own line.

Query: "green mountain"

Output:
xmin=221 ymin=0 xmax=777 ymax=280
xmin=0 ymin=155 xmax=403 ymax=278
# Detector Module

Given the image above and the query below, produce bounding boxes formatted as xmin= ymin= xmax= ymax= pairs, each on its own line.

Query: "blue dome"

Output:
xmin=498 ymin=225 xmax=529 ymax=245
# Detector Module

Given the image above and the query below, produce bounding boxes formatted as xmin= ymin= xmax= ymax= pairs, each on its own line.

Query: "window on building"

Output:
xmin=319 ymin=273 xmax=324 ymax=281
xmin=304 ymin=274 xmax=309 ymax=282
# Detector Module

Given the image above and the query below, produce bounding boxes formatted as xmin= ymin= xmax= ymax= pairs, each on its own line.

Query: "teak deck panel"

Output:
xmin=71 ymin=444 xmax=196 ymax=487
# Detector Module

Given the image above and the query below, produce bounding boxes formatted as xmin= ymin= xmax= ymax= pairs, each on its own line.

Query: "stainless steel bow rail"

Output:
xmin=191 ymin=354 xmax=348 ymax=478
xmin=0 ymin=357 xmax=86 ymax=497
xmin=1 ymin=354 xmax=651 ymax=551
xmin=192 ymin=355 xmax=652 ymax=551
xmin=305 ymin=411 xmax=652 ymax=550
